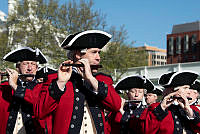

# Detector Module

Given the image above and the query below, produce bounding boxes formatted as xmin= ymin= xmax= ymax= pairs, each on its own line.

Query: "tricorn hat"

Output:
xmin=3 ymin=47 xmax=47 ymax=64
xmin=35 ymin=66 xmax=57 ymax=79
xmin=190 ymin=79 xmax=200 ymax=92
xmin=147 ymin=87 xmax=163 ymax=96
xmin=60 ymin=30 xmax=112 ymax=50
xmin=158 ymin=70 xmax=199 ymax=88
xmin=115 ymin=75 xmax=155 ymax=92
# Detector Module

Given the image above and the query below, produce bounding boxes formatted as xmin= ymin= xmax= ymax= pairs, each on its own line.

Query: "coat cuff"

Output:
xmin=120 ymin=110 xmax=131 ymax=124
xmin=153 ymin=104 xmax=168 ymax=121
xmin=96 ymin=81 xmax=108 ymax=100
xmin=13 ymin=86 xmax=26 ymax=99
xmin=49 ymin=79 xmax=66 ymax=100
xmin=192 ymin=110 xmax=200 ymax=124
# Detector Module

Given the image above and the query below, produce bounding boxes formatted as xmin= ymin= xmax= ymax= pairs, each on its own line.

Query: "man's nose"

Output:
xmin=96 ymin=53 xmax=100 ymax=61
xmin=27 ymin=64 xmax=32 ymax=71
xmin=135 ymin=92 xmax=139 ymax=96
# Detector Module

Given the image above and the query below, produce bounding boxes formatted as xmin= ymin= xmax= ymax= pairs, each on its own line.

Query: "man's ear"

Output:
xmin=75 ymin=50 xmax=82 ymax=60
xmin=16 ymin=63 xmax=20 ymax=72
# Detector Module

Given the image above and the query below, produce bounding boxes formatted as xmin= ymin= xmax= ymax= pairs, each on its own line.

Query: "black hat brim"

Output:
xmin=61 ymin=30 xmax=112 ymax=50
xmin=115 ymin=75 xmax=154 ymax=91
xmin=147 ymin=87 xmax=163 ymax=95
xmin=159 ymin=71 xmax=199 ymax=88
xmin=3 ymin=47 xmax=47 ymax=64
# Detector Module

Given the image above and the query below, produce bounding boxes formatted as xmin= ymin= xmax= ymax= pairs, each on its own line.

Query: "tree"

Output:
xmin=6 ymin=0 xmax=108 ymax=68
xmin=100 ymin=26 xmax=148 ymax=83
xmin=0 ymin=29 xmax=13 ymax=69
xmin=3 ymin=0 xmax=147 ymax=82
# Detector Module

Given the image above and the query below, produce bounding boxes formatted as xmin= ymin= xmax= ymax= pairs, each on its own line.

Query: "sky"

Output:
xmin=1 ymin=0 xmax=200 ymax=49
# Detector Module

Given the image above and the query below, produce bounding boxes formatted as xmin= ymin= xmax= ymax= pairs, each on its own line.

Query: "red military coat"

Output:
xmin=106 ymin=103 xmax=147 ymax=134
xmin=0 ymin=79 xmax=52 ymax=134
xmin=35 ymin=72 xmax=121 ymax=134
xmin=144 ymin=102 xmax=200 ymax=134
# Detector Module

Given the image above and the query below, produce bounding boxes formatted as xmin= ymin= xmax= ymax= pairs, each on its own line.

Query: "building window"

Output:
xmin=178 ymin=56 xmax=181 ymax=63
xmin=184 ymin=55 xmax=188 ymax=62
xmin=168 ymin=37 xmax=174 ymax=55
xmin=192 ymin=34 xmax=197 ymax=53
xmin=183 ymin=34 xmax=189 ymax=53
xmin=152 ymin=55 xmax=155 ymax=59
xmin=193 ymin=55 xmax=196 ymax=60
xmin=157 ymin=55 xmax=160 ymax=59
xmin=176 ymin=36 xmax=181 ymax=54
xmin=170 ymin=57 xmax=173 ymax=64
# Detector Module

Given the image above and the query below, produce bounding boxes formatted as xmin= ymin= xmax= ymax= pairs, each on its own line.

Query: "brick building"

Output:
xmin=167 ymin=21 xmax=200 ymax=64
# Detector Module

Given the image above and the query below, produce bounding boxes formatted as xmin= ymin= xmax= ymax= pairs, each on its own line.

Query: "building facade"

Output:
xmin=167 ymin=21 xmax=200 ymax=64
xmin=135 ymin=44 xmax=167 ymax=66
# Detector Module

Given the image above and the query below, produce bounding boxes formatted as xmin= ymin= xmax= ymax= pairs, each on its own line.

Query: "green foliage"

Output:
xmin=100 ymin=26 xmax=148 ymax=83
xmin=5 ymin=0 xmax=108 ymax=67
xmin=0 ymin=0 xmax=147 ymax=81
xmin=0 ymin=31 xmax=13 ymax=69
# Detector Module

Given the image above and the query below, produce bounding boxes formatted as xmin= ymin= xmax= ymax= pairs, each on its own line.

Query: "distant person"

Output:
xmin=145 ymin=87 xmax=163 ymax=105
xmin=35 ymin=66 xmax=57 ymax=83
xmin=188 ymin=79 xmax=200 ymax=105
xmin=107 ymin=75 xmax=155 ymax=134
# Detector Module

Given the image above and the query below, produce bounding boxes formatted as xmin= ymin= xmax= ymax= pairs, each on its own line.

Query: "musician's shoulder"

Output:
xmin=148 ymin=102 xmax=160 ymax=110
xmin=94 ymin=72 xmax=113 ymax=79
xmin=0 ymin=80 xmax=9 ymax=87
xmin=46 ymin=72 xmax=58 ymax=81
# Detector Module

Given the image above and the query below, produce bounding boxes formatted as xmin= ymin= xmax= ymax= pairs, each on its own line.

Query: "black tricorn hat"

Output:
xmin=147 ymin=87 xmax=163 ymax=96
xmin=3 ymin=47 xmax=47 ymax=64
xmin=35 ymin=66 xmax=57 ymax=79
xmin=159 ymin=70 xmax=199 ymax=88
xmin=190 ymin=79 xmax=200 ymax=92
xmin=60 ymin=30 xmax=112 ymax=50
xmin=115 ymin=75 xmax=155 ymax=92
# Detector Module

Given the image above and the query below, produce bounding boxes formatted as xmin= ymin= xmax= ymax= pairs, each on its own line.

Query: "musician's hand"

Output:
xmin=119 ymin=98 xmax=126 ymax=115
xmin=6 ymin=68 xmax=18 ymax=91
xmin=161 ymin=92 xmax=177 ymax=111
xmin=78 ymin=59 xmax=98 ymax=91
xmin=77 ymin=59 xmax=92 ymax=79
xmin=57 ymin=60 xmax=73 ymax=90
xmin=176 ymin=92 xmax=194 ymax=118
xmin=0 ymin=70 xmax=4 ymax=84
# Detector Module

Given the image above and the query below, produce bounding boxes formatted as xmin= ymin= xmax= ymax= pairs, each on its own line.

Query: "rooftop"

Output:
xmin=172 ymin=21 xmax=200 ymax=34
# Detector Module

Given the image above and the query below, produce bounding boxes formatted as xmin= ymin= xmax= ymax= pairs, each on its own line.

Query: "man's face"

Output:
xmin=145 ymin=93 xmax=157 ymax=105
xmin=18 ymin=61 xmax=38 ymax=81
xmin=81 ymin=48 xmax=101 ymax=65
xmin=81 ymin=48 xmax=101 ymax=73
xmin=128 ymin=88 xmax=144 ymax=101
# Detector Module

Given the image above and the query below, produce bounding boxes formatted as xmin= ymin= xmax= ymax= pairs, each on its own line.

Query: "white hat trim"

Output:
xmin=114 ymin=75 xmax=155 ymax=90
xmin=3 ymin=47 xmax=48 ymax=63
xmin=66 ymin=30 xmax=112 ymax=48
xmin=59 ymin=34 xmax=72 ymax=48
xmin=159 ymin=70 xmax=199 ymax=87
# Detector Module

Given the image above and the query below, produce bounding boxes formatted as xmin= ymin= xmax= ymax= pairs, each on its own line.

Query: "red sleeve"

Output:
xmin=95 ymin=74 xmax=121 ymax=112
xmin=190 ymin=105 xmax=200 ymax=133
xmin=33 ymin=73 xmax=59 ymax=119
